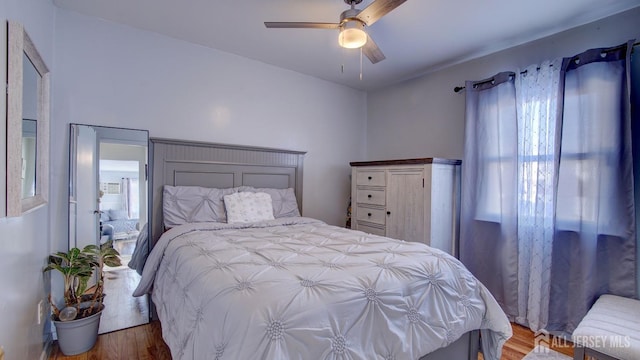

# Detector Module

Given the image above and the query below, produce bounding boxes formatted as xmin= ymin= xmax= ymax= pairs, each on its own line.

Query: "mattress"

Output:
xmin=134 ymin=217 xmax=511 ymax=359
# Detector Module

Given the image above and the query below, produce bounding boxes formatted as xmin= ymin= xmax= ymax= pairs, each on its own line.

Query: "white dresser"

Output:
xmin=350 ymin=158 xmax=461 ymax=256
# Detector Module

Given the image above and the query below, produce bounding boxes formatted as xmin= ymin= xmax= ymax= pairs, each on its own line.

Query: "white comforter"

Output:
xmin=134 ymin=217 xmax=511 ymax=359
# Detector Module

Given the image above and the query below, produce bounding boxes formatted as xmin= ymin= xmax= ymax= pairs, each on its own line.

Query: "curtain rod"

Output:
xmin=455 ymin=72 xmax=516 ymax=93
xmin=453 ymin=41 xmax=639 ymax=93
xmin=454 ymin=67 xmax=536 ymax=93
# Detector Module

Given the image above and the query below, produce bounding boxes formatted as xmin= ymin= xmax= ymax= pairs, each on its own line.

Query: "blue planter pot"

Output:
xmin=53 ymin=307 xmax=103 ymax=355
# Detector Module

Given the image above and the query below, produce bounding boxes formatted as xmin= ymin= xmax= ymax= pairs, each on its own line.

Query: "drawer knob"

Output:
xmin=367 ymin=194 xmax=372 ymax=198
xmin=368 ymin=176 xmax=372 ymax=180
xmin=368 ymin=213 xmax=372 ymax=217
xmin=387 ymin=211 xmax=391 ymax=215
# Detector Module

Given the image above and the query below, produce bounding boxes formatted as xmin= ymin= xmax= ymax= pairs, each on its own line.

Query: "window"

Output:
xmin=100 ymin=182 xmax=121 ymax=195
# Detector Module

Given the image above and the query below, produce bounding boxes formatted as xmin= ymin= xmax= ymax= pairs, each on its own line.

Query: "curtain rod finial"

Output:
xmin=454 ymin=86 xmax=465 ymax=93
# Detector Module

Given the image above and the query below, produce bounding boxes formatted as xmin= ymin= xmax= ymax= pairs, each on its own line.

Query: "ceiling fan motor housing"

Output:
xmin=338 ymin=9 xmax=367 ymax=49
xmin=340 ymin=8 xmax=363 ymax=24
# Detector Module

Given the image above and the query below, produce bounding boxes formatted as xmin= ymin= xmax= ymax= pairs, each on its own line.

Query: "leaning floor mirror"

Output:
xmin=69 ymin=124 xmax=150 ymax=334
xmin=6 ymin=21 xmax=50 ymax=216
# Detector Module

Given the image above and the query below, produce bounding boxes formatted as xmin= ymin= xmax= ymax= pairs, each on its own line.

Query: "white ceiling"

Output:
xmin=52 ymin=0 xmax=640 ymax=91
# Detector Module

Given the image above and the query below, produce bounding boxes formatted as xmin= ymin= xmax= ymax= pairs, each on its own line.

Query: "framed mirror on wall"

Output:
xmin=6 ymin=21 xmax=50 ymax=216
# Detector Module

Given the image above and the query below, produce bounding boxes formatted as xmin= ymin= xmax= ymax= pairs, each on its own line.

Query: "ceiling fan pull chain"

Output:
xmin=360 ymin=47 xmax=363 ymax=81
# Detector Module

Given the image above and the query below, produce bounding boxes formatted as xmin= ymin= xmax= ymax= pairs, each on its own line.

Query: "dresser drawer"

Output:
xmin=356 ymin=223 xmax=386 ymax=236
xmin=356 ymin=206 xmax=386 ymax=225
xmin=356 ymin=170 xmax=385 ymax=186
xmin=356 ymin=188 xmax=385 ymax=206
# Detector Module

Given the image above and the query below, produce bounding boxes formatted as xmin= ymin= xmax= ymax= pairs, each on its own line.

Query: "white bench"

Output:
xmin=572 ymin=294 xmax=640 ymax=360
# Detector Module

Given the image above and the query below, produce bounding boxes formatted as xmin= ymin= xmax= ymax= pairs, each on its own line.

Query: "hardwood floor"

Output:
xmin=100 ymin=268 xmax=149 ymax=334
xmin=50 ymin=322 xmax=575 ymax=359
xmin=49 ymin=321 xmax=171 ymax=360
xmin=99 ymin=238 xmax=150 ymax=334
xmin=496 ymin=323 xmax=574 ymax=359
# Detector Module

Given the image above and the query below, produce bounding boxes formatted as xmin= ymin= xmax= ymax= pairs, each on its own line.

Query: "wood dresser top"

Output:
xmin=350 ymin=158 xmax=462 ymax=167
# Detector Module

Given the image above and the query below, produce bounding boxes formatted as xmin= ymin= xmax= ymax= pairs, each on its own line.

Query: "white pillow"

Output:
xmin=223 ymin=192 xmax=275 ymax=223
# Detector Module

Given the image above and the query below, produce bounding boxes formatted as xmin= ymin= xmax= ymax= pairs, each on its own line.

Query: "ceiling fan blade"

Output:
xmin=356 ymin=0 xmax=407 ymax=26
xmin=363 ymin=35 xmax=385 ymax=64
xmin=264 ymin=22 xmax=340 ymax=29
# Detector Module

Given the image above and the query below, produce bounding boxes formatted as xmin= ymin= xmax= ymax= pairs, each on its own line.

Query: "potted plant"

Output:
xmin=44 ymin=241 xmax=121 ymax=355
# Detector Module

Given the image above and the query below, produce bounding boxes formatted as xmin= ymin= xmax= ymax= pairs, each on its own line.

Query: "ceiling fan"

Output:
xmin=265 ymin=0 xmax=407 ymax=64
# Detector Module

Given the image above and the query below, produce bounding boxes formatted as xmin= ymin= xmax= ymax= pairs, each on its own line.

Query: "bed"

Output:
xmin=133 ymin=138 xmax=511 ymax=360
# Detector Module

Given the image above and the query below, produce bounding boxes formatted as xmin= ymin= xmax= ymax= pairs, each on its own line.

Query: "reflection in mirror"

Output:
xmin=69 ymin=124 xmax=150 ymax=334
xmin=21 ymin=53 xmax=39 ymax=199
xmin=6 ymin=21 xmax=50 ymax=216
xmin=21 ymin=119 xmax=37 ymax=198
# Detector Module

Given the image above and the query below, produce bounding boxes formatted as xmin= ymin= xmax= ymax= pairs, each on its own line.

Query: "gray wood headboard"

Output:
xmin=149 ymin=138 xmax=306 ymax=245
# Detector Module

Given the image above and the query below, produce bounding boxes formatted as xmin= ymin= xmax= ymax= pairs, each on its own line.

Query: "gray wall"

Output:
xmin=366 ymin=6 xmax=640 ymax=297
xmin=50 ymin=8 xmax=367 ymax=280
xmin=365 ymin=7 xmax=640 ymax=161
xmin=0 ymin=0 xmax=56 ymax=359
xmin=2 ymin=4 xmax=366 ymax=358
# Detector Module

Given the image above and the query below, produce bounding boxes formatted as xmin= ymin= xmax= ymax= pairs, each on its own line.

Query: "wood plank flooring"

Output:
xmin=100 ymin=268 xmax=149 ymax=334
xmin=50 ymin=322 xmax=575 ymax=359
xmin=492 ymin=323 xmax=574 ymax=359
xmin=49 ymin=321 xmax=171 ymax=360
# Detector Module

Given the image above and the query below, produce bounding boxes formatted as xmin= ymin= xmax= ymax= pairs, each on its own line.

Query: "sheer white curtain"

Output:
xmin=514 ymin=59 xmax=562 ymax=331
xmin=121 ymin=178 xmax=129 ymax=215
xmin=121 ymin=177 xmax=140 ymax=219
xmin=129 ymin=178 xmax=139 ymax=219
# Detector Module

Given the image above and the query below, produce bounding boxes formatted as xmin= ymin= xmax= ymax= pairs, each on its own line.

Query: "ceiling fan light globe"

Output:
xmin=338 ymin=22 xmax=367 ymax=49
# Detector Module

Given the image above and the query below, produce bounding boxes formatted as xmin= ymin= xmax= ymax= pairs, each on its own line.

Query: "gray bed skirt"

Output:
xmin=420 ymin=330 xmax=480 ymax=360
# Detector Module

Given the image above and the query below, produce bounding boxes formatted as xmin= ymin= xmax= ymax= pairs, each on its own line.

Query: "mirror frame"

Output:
xmin=68 ymin=124 xmax=150 ymax=249
xmin=6 ymin=21 xmax=50 ymax=216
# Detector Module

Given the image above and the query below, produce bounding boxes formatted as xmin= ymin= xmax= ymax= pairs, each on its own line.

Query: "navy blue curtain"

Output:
xmin=547 ymin=41 xmax=637 ymax=336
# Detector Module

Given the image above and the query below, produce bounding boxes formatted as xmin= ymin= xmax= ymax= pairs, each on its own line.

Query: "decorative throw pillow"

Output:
xmin=100 ymin=211 xmax=110 ymax=222
xmin=239 ymin=187 xmax=301 ymax=218
xmin=163 ymin=185 xmax=239 ymax=228
xmin=223 ymin=192 xmax=275 ymax=223
xmin=108 ymin=209 xmax=129 ymax=220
